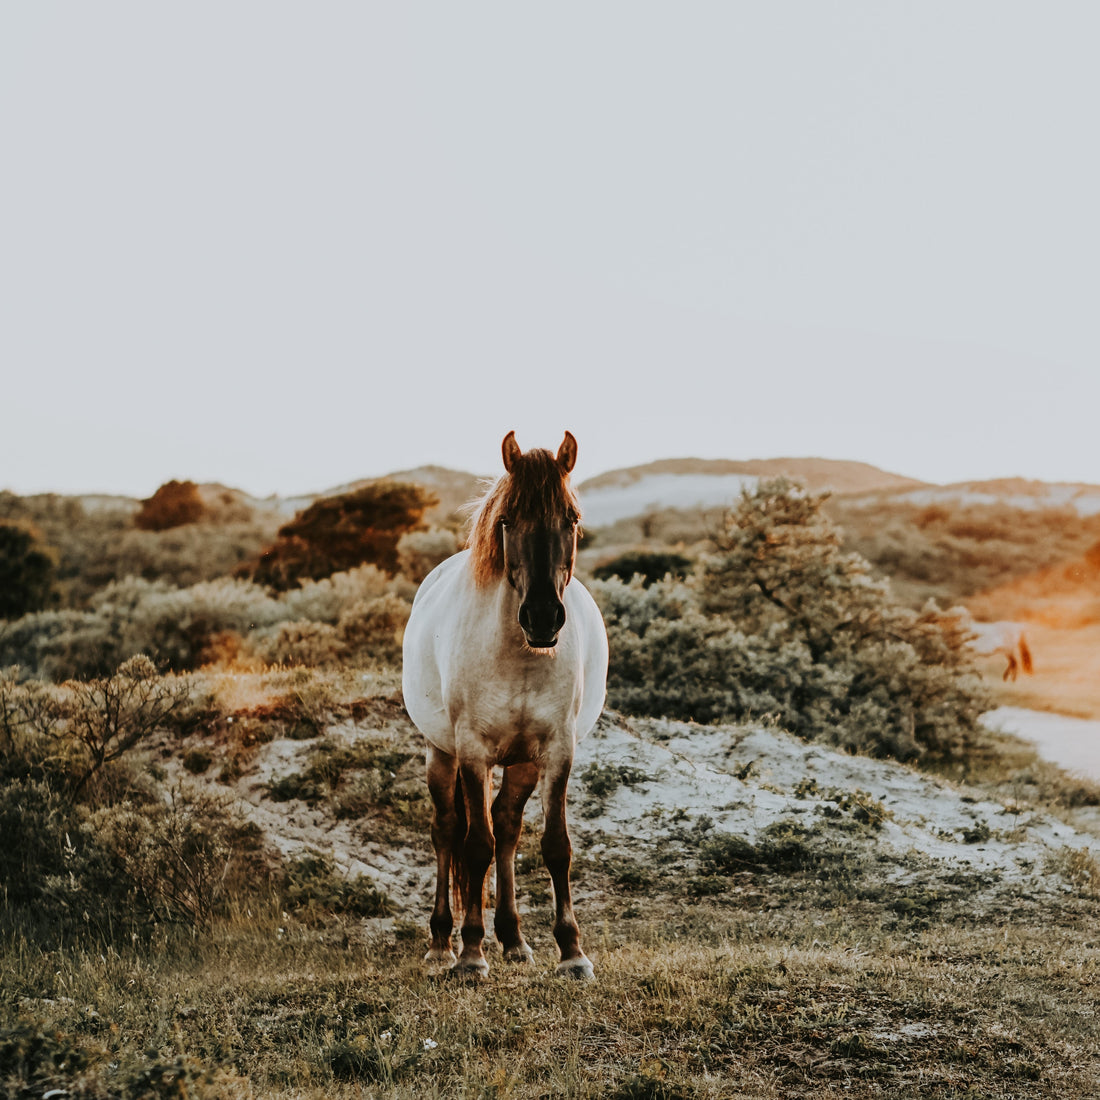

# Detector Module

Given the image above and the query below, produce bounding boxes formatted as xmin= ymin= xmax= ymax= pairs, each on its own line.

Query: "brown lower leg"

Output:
xmin=425 ymin=746 xmax=458 ymax=961
xmin=457 ymin=761 xmax=494 ymax=971
xmin=492 ymin=762 xmax=539 ymax=958
xmin=542 ymin=783 xmax=584 ymax=964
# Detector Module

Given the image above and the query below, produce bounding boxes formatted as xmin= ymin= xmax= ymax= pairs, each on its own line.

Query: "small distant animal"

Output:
xmin=967 ymin=619 xmax=1034 ymax=682
xmin=402 ymin=430 xmax=609 ymax=980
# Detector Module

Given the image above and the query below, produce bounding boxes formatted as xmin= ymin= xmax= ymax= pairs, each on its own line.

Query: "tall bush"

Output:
xmin=134 ymin=480 xmax=207 ymax=531
xmin=591 ymin=480 xmax=990 ymax=761
xmin=246 ymin=481 xmax=436 ymax=590
xmin=0 ymin=522 xmax=58 ymax=619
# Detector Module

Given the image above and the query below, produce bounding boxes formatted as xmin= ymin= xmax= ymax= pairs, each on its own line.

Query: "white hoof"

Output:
xmin=424 ymin=947 xmax=457 ymax=967
xmin=555 ymin=955 xmax=595 ymax=981
xmin=452 ymin=956 xmax=490 ymax=980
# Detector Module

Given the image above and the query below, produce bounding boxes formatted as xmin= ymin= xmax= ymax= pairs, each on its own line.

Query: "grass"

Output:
xmin=3 ymin=877 xmax=1099 ymax=1099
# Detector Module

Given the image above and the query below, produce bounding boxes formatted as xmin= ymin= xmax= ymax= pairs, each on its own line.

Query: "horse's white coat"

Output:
xmin=402 ymin=548 xmax=608 ymax=767
xmin=963 ymin=616 xmax=1033 ymax=681
xmin=967 ymin=619 xmax=1027 ymax=656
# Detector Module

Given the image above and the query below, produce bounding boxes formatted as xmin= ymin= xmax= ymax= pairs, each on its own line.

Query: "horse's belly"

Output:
xmin=401 ymin=559 xmax=463 ymax=754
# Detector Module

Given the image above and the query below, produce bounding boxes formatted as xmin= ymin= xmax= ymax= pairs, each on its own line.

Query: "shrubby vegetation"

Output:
xmin=0 ymin=661 xmax=264 ymax=945
xmin=3 ymin=475 xmax=1100 ymax=1098
xmin=827 ymin=494 xmax=1100 ymax=606
xmin=0 ymin=565 xmax=415 ymax=679
xmin=592 ymin=548 xmax=693 ymax=588
xmin=134 ymin=478 xmax=208 ymax=530
xmin=0 ymin=521 xmax=58 ymax=617
xmin=245 ymin=481 xmax=436 ymax=590
xmin=591 ymin=480 xmax=990 ymax=760
xmin=0 ymin=489 xmax=280 ymax=606
xmin=0 ymin=474 xmax=1013 ymax=961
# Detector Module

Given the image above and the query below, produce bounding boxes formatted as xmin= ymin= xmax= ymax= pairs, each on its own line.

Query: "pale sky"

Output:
xmin=3 ymin=4 xmax=1098 ymax=498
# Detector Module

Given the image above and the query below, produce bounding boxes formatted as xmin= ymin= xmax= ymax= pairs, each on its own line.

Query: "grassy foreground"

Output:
xmin=4 ymin=846 xmax=1100 ymax=1099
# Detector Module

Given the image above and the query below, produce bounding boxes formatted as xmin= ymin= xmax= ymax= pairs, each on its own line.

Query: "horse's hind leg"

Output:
xmin=425 ymin=745 xmax=458 ymax=967
xmin=492 ymin=762 xmax=539 ymax=963
xmin=541 ymin=763 xmax=594 ymax=980
xmin=455 ymin=758 xmax=494 ymax=978
xmin=1004 ymin=652 xmax=1018 ymax=682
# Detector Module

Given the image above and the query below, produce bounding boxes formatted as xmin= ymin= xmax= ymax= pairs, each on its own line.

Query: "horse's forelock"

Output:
xmin=467 ymin=449 xmax=580 ymax=586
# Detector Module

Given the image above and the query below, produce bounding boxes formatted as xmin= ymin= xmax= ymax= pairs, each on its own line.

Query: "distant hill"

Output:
xmin=579 ymin=457 xmax=925 ymax=495
xmin=190 ymin=468 xmax=485 ymax=525
xmin=51 ymin=460 xmax=1099 ymax=535
xmin=192 ymin=457 xmax=925 ymax=532
xmin=857 ymin=478 xmax=1100 ymax=518
xmin=574 ymin=457 xmax=925 ymax=528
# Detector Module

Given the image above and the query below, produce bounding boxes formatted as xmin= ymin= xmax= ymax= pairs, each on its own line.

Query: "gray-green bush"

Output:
xmin=0 ymin=566 xmax=415 ymax=680
xmin=591 ymin=480 xmax=990 ymax=761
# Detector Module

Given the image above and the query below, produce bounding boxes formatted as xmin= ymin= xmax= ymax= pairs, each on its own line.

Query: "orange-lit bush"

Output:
xmin=134 ymin=480 xmax=207 ymax=531
xmin=245 ymin=481 xmax=436 ymax=590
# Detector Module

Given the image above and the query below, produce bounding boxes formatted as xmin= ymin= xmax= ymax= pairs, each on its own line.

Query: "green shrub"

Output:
xmin=0 ymin=522 xmax=58 ymax=619
xmin=593 ymin=549 xmax=693 ymax=588
xmin=577 ymin=761 xmax=652 ymax=818
xmin=0 ymin=565 xmax=413 ymax=680
xmin=88 ymin=787 xmax=242 ymax=930
xmin=281 ymin=850 xmax=390 ymax=917
xmin=0 ymin=768 xmax=260 ymax=943
xmin=396 ymin=526 xmax=461 ymax=583
xmin=0 ymin=1021 xmax=97 ymax=1093
xmin=266 ymin=737 xmax=419 ymax=825
xmin=63 ymin=656 xmax=193 ymax=801
xmin=591 ymin=480 xmax=990 ymax=762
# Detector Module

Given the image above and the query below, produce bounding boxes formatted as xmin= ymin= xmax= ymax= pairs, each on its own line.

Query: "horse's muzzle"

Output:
xmin=519 ymin=597 xmax=566 ymax=650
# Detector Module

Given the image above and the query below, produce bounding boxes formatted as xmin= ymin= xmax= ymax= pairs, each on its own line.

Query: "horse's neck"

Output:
xmin=463 ymin=570 xmax=524 ymax=649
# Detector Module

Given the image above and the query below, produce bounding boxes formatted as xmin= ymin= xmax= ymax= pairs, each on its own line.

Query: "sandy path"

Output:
xmin=984 ymin=706 xmax=1100 ymax=782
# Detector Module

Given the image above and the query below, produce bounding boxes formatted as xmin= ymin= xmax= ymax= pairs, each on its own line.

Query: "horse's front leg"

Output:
xmin=455 ymin=758 xmax=494 ymax=978
xmin=541 ymin=759 xmax=594 ymax=980
xmin=492 ymin=762 xmax=539 ymax=963
xmin=425 ymin=744 xmax=458 ymax=967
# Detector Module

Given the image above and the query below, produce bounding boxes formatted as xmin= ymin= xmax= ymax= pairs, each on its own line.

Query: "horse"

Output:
xmin=966 ymin=618 xmax=1034 ymax=682
xmin=401 ymin=431 xmax=609 ymax=979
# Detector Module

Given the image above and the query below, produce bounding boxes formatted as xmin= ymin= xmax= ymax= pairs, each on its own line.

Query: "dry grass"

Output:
xmin=4 ymin=875 xmax=1100 ymax=1099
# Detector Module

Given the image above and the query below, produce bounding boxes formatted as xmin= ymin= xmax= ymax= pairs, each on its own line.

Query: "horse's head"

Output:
xmin=490 ymin=430 xmax=580 ymax=650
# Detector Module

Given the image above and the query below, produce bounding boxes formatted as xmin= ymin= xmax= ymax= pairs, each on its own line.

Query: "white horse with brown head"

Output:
xmin=402 ymin=431 xmax=608 ymax=979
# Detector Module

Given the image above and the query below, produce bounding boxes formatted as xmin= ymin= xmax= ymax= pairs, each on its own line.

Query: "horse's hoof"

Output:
xmin=554 ymin=955 xmax=595 ymax=981
xmin=424 ymin=947 xmax=457 ymax=967
xmin=420 ymin=946 xmax=455 ymax=972
xmin=451 ymin=956 xmax=490 ymax=981
xmin=503 ymin=943 xmax=535 ymax=964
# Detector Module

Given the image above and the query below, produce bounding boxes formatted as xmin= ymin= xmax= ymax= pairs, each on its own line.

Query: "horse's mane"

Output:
xmin=467 ymin=449 xmax=581 ymax=587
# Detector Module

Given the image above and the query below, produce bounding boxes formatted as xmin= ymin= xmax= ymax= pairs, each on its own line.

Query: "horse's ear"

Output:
xmin=502 ymin=431 xmax=522 ymax=472
xmin=556 ymin=431 xmax=577 ymax=474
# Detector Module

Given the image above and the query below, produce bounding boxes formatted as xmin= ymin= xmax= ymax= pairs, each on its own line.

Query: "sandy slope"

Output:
xmin=209 ymin=705 xmax=1095 ymax=914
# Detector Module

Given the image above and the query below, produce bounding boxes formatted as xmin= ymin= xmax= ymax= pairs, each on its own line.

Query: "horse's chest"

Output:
xmin=447 ymin=662 xmax=578 ymax=762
